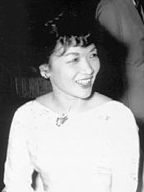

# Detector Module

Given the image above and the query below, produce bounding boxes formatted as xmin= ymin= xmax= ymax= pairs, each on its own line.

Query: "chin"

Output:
xmin=76 ymin=89 xmax=92 ymax=99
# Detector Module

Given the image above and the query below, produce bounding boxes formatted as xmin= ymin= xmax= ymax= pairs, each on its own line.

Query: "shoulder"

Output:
xmin=99 ymin=97 xmax=136 ymax=123
xmin=97 ymin=0 xmax=124 ymax=9
xmin=14 ymin=100 xmax=36 ymax=116
xmin=96 ymin=0 xmax=133 ymax=17
xmin=96 ymin=100 xmax=139 ymax=144
xmin=15 ymin=92 xmax=52 ymax=116
xmin=90 ymin=94 xmax=139 ymax=146
xmin=96 ymin=0 xmax=116 ymax=13
xmin=103 ymin=100 xmax=139 ymax=136
xmin=92 ymin=93 xmax=137 ymax=128
xmin=8 ymin=101 xmax=36 ymax=138
xmin=10 ymin=99 xmax=50 ymax=136
xmin=92 ymin=92 xmax=133 ymax=113
xmin=96 ymin=0 xmax=122 ymax=27
xmin=12 ymin=100 xmax=43 ymax=125
xmin=89 ymin=92 xmax=112 ymax=107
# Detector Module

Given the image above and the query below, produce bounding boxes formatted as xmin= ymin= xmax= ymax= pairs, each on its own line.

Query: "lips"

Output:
xmin=75 ymin=78 xmax=92 ymax=88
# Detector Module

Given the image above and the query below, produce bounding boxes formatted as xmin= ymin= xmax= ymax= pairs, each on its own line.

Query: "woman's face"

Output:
xmin=48 ymin=42 xmax=100 ymax=99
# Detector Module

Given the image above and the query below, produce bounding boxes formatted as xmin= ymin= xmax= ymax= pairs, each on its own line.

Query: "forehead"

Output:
xmin=53 ymin=43 xmax=96 ymax=57
xmin=65 ymin=44 xmax=96 ymax=54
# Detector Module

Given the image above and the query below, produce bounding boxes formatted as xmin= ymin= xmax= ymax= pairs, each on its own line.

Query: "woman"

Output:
xmin=2 ymin=11 xmax=140 ymax=192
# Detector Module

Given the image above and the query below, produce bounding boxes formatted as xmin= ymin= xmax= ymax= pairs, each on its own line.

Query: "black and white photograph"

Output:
xmin=0 ymin=0 xmax=144 ymax=191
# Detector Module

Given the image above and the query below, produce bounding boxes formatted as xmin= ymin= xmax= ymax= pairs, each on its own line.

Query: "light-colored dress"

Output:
xmin=2 ymin=100 xmax=139 ymax=192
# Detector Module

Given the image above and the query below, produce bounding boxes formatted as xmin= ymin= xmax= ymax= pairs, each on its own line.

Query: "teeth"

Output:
xmin=76 ymin=79 xmax=91 ymax=85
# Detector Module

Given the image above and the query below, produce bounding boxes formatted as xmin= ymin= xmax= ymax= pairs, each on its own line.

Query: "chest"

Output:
xmin=30 ymin=114 xmax=112 ymax=171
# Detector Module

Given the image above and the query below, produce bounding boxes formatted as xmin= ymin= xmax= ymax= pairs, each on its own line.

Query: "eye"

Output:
xmin=89 ymin=52 xmax=98 ymax=59
xmin=67 ymin=57 xmax=79 ymax=64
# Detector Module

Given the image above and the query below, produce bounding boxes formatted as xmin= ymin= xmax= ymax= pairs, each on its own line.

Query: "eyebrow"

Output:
xmin=64 ymin=52 xmax=79 ymax=57
xmin=90 ymin=47 xmax=97 ymax=53
xmin=64 ymin=47 xmax=97 ymax=57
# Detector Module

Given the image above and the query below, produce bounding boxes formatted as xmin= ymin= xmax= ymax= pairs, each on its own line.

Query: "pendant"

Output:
xmin=56 ymin=114 xmax=68 ymax=127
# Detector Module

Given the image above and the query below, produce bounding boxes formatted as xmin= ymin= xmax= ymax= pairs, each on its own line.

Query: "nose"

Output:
xmin=81 ymin=58 xmax=94 ymax=75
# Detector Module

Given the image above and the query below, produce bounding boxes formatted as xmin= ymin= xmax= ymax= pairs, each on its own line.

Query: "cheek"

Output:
xmin=93 ymin=61 xmax=100 ymax=73
xmin=51 ymin=67 xmax=73 ymax=84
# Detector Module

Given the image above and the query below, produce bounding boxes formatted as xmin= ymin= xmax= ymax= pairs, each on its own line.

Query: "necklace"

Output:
xmin=56 ymin=113 xmax=69 ymax=127
xmin=56 ymin=106 xmax=72 ymax=127
xmin=55 ymin=98 xmax=85 ymax=127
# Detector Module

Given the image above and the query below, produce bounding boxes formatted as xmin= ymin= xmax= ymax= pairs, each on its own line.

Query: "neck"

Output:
xmin=50 ymin=91 xmax=89 ymax=115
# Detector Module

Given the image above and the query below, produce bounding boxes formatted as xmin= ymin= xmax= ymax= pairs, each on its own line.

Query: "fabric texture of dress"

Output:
xmin=3 ymin=100 xmax=139 ymax=192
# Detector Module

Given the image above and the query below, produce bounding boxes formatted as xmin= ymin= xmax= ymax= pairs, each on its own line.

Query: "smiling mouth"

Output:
xmin=75 ymin=79 xmax=92 ymax=87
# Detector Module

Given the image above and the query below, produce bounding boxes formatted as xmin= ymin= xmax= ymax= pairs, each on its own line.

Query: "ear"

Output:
xmin=39 ymin=63 xmax=50 ymax=79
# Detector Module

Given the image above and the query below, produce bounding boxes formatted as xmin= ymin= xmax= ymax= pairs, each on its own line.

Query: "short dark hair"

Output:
xmin=42 ymin=11 xmax=98 ymax=61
